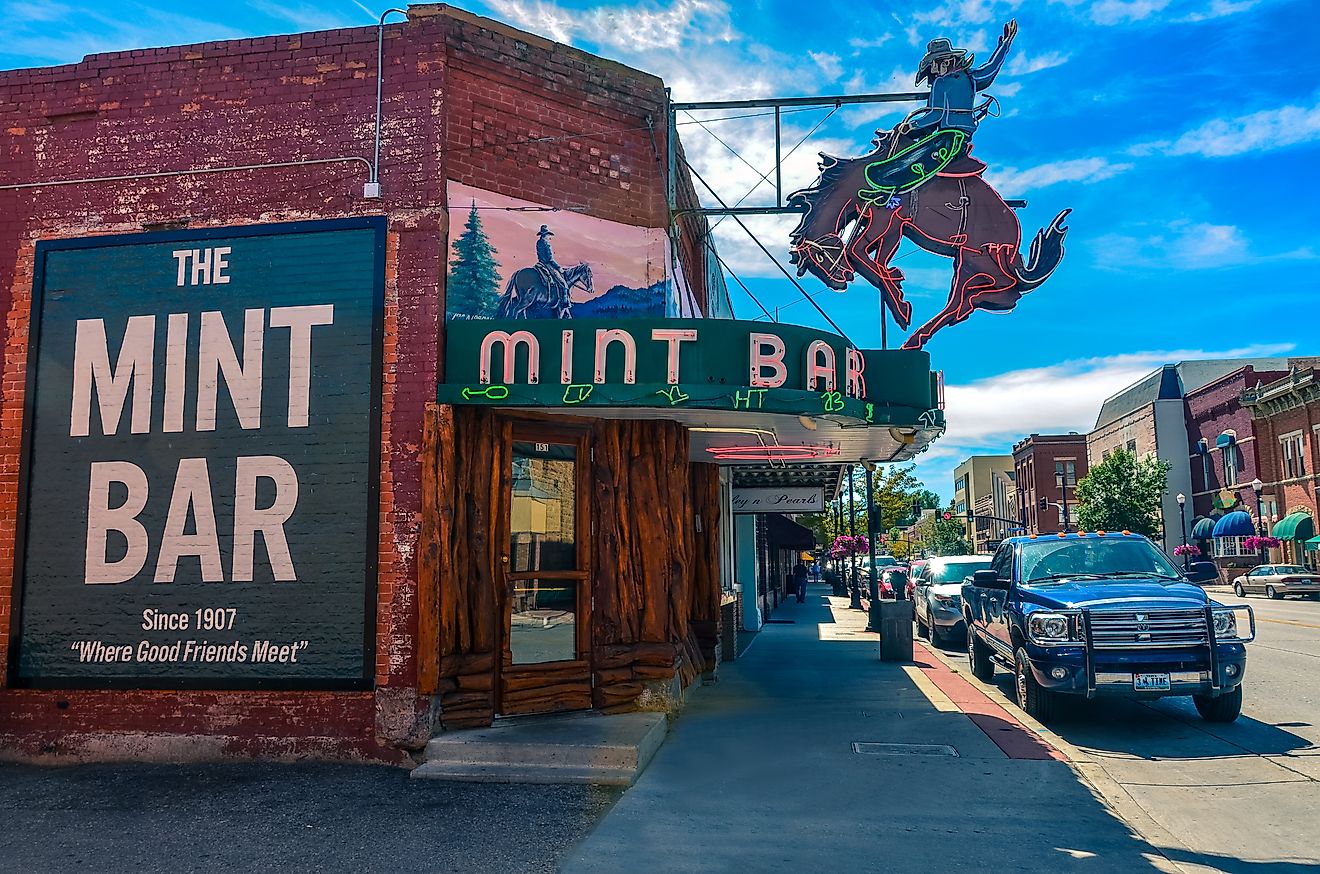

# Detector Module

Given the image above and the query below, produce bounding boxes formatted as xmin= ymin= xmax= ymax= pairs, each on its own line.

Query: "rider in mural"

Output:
xmin=535 ymin=225 xmax=570 ymax=309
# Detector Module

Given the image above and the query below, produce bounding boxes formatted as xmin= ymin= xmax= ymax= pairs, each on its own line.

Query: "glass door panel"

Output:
xmin=509 ymin=579 xmax=579 ymax=664
xmin=510 ymin=441 xmax=577 ymax=573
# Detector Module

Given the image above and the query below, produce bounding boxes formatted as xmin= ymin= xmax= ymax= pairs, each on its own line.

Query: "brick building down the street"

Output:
xmin=1012 ymin=433 xmax=1087 ymax=535
xmin=1242 ymin=368 xmax=1320 ymax=569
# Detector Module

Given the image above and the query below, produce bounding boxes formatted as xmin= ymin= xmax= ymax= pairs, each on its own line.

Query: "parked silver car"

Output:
xmin=1232 ymin=564 xmax=1320 ymax=599
xmin=914 ymin=555 xmax=993 ymax=644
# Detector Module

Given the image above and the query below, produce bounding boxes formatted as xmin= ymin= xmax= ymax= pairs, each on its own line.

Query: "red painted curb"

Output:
xmin=913 ymin=643 xmax=1064 ymax=761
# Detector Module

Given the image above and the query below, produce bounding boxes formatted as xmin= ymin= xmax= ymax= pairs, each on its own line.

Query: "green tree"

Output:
xmin=799 ymin=466 xmax=940 ymax=554
xmin=919 ymin=512 xmax=974 ymax=556
xmin=1074 ymin=448 xmax=1170 ymax=537
xmin=447 ymin=202 xmax=501 ymax=317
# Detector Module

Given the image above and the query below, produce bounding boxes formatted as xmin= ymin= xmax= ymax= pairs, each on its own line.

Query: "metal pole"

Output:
xmin=867 ymin=466 xmax=879 ymax=601
xmin=1178 ymin=500 xmax=1189 ymax=569
xmin=849 ymin=467 xmax=862 ymax=610
xmin=1255 ymin=491 xmax=1267 ymax=565
xmin=1058 ymin=473 xmax=1071 ymax=533
xmin=774 ymin=106 xmax=782 ymax=207
xmin=373 ymin=9 xmax=410 ymax=188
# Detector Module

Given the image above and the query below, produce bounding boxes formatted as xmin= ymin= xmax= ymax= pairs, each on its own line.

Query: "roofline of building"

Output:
xmin=2 ymin=3 xmax=665 ymax=93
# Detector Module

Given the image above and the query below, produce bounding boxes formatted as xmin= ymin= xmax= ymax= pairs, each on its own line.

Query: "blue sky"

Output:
xmin=4 ymin=0 xmax=1319 ymax=498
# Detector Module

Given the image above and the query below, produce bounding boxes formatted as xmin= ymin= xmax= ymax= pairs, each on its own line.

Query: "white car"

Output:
xmin=1232 ymin=565 xmax=1320 ymax=600
xmin=914 ymin=555 xmax=993 ymax=644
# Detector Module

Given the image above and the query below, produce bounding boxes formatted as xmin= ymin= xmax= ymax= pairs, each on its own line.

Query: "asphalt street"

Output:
xmin=925 ymin=593 xmax=1320 ymax=874
xmin=0 ymin=762 xmax=620 ymax=874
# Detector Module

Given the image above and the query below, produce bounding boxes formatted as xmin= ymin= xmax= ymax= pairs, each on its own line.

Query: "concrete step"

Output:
xmin=411 ymin=711 xmax=668 ymax=786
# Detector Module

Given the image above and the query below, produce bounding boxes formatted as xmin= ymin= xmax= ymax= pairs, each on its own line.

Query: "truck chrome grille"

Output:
xmin=1087 ymin=607 xmax=1208 ymax=649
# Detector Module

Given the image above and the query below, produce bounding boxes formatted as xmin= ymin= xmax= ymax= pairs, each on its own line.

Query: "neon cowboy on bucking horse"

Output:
xmin=789 ymin=19 xmax=1069 ymax=349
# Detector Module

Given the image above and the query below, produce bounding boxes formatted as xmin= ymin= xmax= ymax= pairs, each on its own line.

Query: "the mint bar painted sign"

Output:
xmin=439 ymin=318 xmax=941 ymax=428
xmin=12 ymin=218 xmax=384 ymax=689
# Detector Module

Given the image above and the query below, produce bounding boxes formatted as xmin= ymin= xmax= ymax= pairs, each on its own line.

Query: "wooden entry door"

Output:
xmin=497 ymin=426 xmax=593 ymax=715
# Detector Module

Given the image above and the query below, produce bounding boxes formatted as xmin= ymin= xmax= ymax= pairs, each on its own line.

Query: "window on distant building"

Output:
xmin=1102 ymin=449 xmax=1111 ymax=461
xmin=1125 ymin=439 xmax=1137 ymax=453
xmin=1201 ymin=452 xmax=1212 ymax=491
xmin=1223 ymin=445 xmax=1239 ymax=486
xmin=1215 ymin=536 xmax=1249 ymax=558
xmin=1282 ymin=433 xmax=1307 ymax=479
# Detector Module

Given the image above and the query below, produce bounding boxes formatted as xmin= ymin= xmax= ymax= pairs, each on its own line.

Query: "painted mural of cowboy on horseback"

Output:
xmin=789 ymin=19 xmax=1070 ymax=349
xmin=495 ymin=224 xmax=594 ymax=319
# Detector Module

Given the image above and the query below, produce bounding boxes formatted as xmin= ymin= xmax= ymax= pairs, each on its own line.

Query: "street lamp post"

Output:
xmin=864 ymin=462 xmax=884 ymax=632
xmin=1176 ymin=493 xmax=1188 ymax=568
xmin=1251 ymin=478 xmax=1266 ymax=566
xmin=1056 ymin=471 xmax=1071 ymax=533
xmin=848 ymin=466 xmax=862 ymax=610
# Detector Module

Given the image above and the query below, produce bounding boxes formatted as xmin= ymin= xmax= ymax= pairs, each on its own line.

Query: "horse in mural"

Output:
xmin=496 ymin=262 xmax=593 ymax=319
xmin=787 ymin=129 xmax=1070 ymax=350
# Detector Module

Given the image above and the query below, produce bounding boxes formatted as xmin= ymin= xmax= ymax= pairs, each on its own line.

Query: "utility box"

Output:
xmin=879 ymin=600 xmax=914 ymax=662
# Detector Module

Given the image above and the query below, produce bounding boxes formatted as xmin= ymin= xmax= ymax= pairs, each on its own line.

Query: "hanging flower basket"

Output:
xmin=829 ymin=534 xmax=870 ymax=559
xmin=1242 ymin=535 xmax=1281 ymax=553
xmin=1172 ymin=544 xmax=1201 ymax=558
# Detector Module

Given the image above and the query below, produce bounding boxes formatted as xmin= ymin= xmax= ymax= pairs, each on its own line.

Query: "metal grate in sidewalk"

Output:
xmin=851 ymin=742 xmax=960 ymax=757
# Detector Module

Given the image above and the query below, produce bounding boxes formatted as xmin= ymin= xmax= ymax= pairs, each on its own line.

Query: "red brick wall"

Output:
xmin=1184 ymin=367 xmax=1289 ymax=522
xmin=0 ymin=7 xmax=703 ymax=762
xmin=1012 ymin=435 xmax=1087 ymax=534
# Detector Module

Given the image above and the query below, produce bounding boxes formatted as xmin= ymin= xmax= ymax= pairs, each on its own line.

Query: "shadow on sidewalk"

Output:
xmin=559 ymin=583 xmax=1176 ymax=874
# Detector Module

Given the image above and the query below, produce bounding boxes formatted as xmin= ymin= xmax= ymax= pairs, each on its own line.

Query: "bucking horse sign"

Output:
xmin=789 ymin=20 xmax=1070 ymax=349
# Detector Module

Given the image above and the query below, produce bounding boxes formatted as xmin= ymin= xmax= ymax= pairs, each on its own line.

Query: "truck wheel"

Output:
xmin=1194 ymin=686 xmax=1242 ymax=723
xmin=967 ymin=628 xmax=995 ymax=682
xmin=1233 ymin=581 xmax=1245 ymax=597
xmin=1266 ymin=585 xmax=1280 ymax=600
xmin=1014 ymin=647 xmax=1059 ymax=723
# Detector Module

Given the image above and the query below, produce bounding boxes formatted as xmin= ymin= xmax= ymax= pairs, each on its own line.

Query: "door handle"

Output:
xmin=501 ymin=555 xmax=509 ymax=564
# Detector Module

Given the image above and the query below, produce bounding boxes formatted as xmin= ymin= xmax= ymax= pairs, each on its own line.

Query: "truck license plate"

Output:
xmin=1133 ymin=672 xmax=1171 ymax=692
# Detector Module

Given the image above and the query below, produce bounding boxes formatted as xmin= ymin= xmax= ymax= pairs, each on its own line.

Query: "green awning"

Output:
xmin=1272 ymin=512 xmax=1316 ymax=541
xmin=1305 ymin=536 xmax=1320 ymax=551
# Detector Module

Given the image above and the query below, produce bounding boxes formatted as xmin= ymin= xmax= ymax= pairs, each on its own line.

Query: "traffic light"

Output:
xmin=942 ymin=511 xmax=952 ymax=521
xmin=968 ymin=513 xmax=976 ymax=527
xmin=1039 ymin=497 xmax=1048 ymax=511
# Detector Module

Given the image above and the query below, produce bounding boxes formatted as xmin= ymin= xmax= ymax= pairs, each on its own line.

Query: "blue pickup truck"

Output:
xmin=962 ymin=532 xmax=1255 ymax=723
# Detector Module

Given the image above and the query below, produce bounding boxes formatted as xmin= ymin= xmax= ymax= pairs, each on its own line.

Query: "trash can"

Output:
xmin=879 ymin=599 xmax=913 ymax=662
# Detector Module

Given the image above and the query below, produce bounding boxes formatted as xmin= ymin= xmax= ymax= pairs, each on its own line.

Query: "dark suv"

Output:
xmin=962 ymin=532 xmax=1255 ymax=723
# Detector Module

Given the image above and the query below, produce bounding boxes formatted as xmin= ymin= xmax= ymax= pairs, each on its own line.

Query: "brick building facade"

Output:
xmin=0 ymin=6 xmax=713 ymax=763
xmin=1012 ymin=433 xmax=1087 ymax=535
xmin=1184 ymin=366 xmax=1290 ymax=570
xmin=1242 ymin=368 xmax=1320 ymax=569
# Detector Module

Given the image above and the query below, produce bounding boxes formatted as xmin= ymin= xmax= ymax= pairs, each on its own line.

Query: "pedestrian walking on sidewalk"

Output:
xmin=794 ymin=561 xmax=808 ymax=603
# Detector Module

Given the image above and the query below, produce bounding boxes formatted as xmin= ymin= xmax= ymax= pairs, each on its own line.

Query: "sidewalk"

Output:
xmin=559 ymin=583 xmax=1173 ymax=874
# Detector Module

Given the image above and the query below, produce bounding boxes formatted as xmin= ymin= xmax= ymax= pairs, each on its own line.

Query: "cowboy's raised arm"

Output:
xmin=971 ymin=19 xmax=1016 ymax=91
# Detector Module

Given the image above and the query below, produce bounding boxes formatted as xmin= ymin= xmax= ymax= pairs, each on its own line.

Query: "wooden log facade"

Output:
xmin=419 ymin=405 xmax=723 ymax=728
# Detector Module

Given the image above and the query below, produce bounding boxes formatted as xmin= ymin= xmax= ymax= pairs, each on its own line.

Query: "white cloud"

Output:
xmin=986 ymin=157 xmax=1133 ymax=193
xmin=1090 ymin=221 xmax=1318 ymax=271
xmin=486 ymin=0 xmax=736 ymax=53
xmin=1005 ymin=50 xmax=1069 ymax=75
xmin=1053 ymin=0 xmax=1262 ymax=24
xmin=848 ymin=35 xmax=893 ymax=52
xmin=1132 ymin=100 xmax=1320 ymax=159
xmin=908 ymin=343 xmax=1298 ymax=497
xmin=808 ymin=51 xmax=844 ymax=82
xmin=1085 ymin=0 xmax=1172 ymax=24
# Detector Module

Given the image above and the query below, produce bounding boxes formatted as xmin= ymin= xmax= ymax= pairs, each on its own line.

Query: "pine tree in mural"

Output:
xmin=447 ymin=202 xmax=501 ymax=318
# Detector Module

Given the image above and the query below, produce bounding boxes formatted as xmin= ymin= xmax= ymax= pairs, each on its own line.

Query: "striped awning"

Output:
xmin=1191 ymin=516 xmax=1217 ymax=539
xmin=1212 ymin=510 xmax=1256 ymax=538
xmin=1273 ymin=512 xmax=1316 ymax=541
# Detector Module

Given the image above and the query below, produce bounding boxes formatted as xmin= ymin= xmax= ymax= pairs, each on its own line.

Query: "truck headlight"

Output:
xmin=1028 ymin=612 xmax=1071 ymax=644
xmin=1212 ymin=610 xmax=1238 ymax=638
